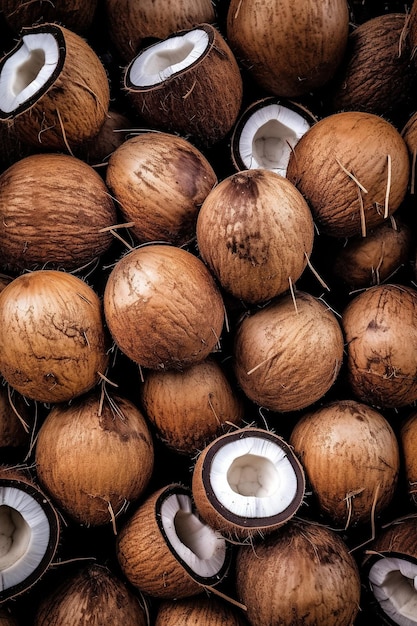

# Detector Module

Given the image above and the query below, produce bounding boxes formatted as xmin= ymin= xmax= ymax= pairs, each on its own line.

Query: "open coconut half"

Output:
xmin=0 ymin=23 xmax=110 ymax=151
xmin=363 ymin=517 xmax=417 ymax=626
xmin=231 ymin=97 xmax=316 ymax=175
xmin=116 ymin=483 xmax=231 ymax=599
xmin=191 ymin=427 xmax=306 ymax=539
xmin=0 ymin=467 xmax=60 ymax=603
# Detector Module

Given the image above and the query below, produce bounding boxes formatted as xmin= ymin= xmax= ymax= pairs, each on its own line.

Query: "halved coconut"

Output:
xmin=191 ymin=427 xmax=305 ymax=539
xmin=231 ymin=97 xmax=316 ymax=175
xmin=0 ymin=23 xmax=110 ymax=152
xmin=363 ymin=517 xmax=417 ymax=626
xmin=0 ymin=467 xmax=60 ymax=603
xmin=116 ymin=483 xmax=231 ymax=599
xmin=124 ymin=23 xmax=243 ymax=147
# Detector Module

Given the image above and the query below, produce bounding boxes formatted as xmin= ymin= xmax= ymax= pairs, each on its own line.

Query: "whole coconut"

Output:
xmin=233 ymin=290 xmax=344 ymax=412
xmin=286 ymin=111 xmax=410 ymax=238
xmin=342 ymin=283 xmax=417 ymax=408
xmin=196 ymin=169 xmax=315 ymax=304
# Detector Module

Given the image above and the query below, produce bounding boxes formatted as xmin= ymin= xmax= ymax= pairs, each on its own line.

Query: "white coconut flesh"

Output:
xmin=128 ymin=29 xmax=210 ymax=87
xmin=0 ymin=33 xmax=59 ymax=114
xmin=369 ymin=557 xmax=417 ymax=625
xmin=237 ymin=104 xmax=311 ymax=174
xmin=209 ymin=436 xmax=299 ymax=519
xmin=0 ymin=487 xmax=51 ymax=593
xmin=160 ymin=493 xmax=227 ymax=578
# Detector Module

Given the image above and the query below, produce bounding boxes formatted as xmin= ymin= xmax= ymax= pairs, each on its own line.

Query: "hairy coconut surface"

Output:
xmin=124 ymin=23 xmax=243 ymax=147
xmin=106 ymin=132 xmax=217 ymax=246
xmin=116 ymin=483 xmax=231 ymax=599
xmin=105 ymin=0 xmax=216 ymax=62
xmin=196 ymin=169 xmax=315 ymax=304
xmin=35 ymin=390 xmax=154 ymax=527
xmin=154 ymin=594 xmax=248 ymax=625
xmin=0 ymin=0 xmax=99 ymax=35
xmin=226 ymin=0 xmax=350 ymax=98
xmin=0 ymin=152 xmax=117 ymax=272
xmin=332 ymin=217 xmax=414 ymax=290
xmin=0 ymin=23 xmax=110 ymax=152
xmin=289 ymin=399 xmax=400 ymax=528
xmin=342 ymin=283 xmax=417 ymax=408
xmin=235 ymin=519 xmax=361 ymax=626
xmin=32 ymin=563 xmax=148 ymax=626
xmin=103 ymin=244 xmax=225 ymax=370
xmin=191 ymin=427 xmax=306 ymax=539
xmin=286 ymin=111 xmax=410 ymax=238
xmin=233 ymin=290 xmax=344 ymax=412
xmin=329 ymin=13 xmax=417 ymax=126
xmin=140 ymin=356 xmax=244 ymax=456
xmin=0 ymin=270 xmax=109 ymax=404
xmin=400 ymin=411 xmax=417 ymax=508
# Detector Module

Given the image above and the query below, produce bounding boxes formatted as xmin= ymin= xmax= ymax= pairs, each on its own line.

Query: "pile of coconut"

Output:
xmin=0 ymin=0 xmax=417 ymax=625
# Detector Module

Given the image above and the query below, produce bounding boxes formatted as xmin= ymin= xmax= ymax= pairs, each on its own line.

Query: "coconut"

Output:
xmin=286 ymin=111 xmax=410 ymax=238
xmin=289 ymin=399 xmax=400 ymax=528
xmin=123 ymin=23 xmax=243 ymax=147
xmin=226 ymin=0 xmax=350 ymax=98
xmin=230 ymin=97 xmax=316 ymax=175
xmin=139 ymin=356 xmax=244 ymax=456
xmin=155 ymin=595 xmax=247 ymax=625
xmin=362 ymin=517 xmax=417 ymax=626
xmin=0 ymin=269 xmax=109 ymax=404
xmin=0 ymin=23 xmax=110 ymax=152
xmin=196 ymin=169 xmax=315 ymax=305
xmin=191 ymin=426 xmax=306 ymax=540
xmin=233 ymin=290 xmax=344 ymax=412
xmin=0 ymin=0 xmax=99 ymax=35
xmin=32 ymin=563 xmax=148 ymax=625
xmin=400 ymin=411 xmax=417 ymax=508
xmin=0 ymin=466 xmax=60 ymax=604
xmin=235 ymin=519 xmax=361 ymax=626
xmin=342 ymin=283 xmax=417 ymax=408
xmin=105 ymin=0 xmax=216 ymax=63
xmin=105 ymin=131 xmax=217 ymax=246
xmin=73 ymin=108 xmax=133 ymax=167
xmin=116 ymin=483 xmax=232 ymax=600
xmin=103 ymin=244 xmax=225 ymax=370
xmin=0 ymin=152 xmax=117 ymax=272
xmin=35 ymin=389 xmax=154 ymax=527
xmin=332 ymin=217 xmax=414 ymax=290
xmin=329 ymin=13 xmax=417 ymax=126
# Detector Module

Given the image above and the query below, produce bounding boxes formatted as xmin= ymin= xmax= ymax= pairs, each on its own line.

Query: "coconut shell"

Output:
xmin=289 ymin=399 xmax=400 ymax=527
xmin=33 ymin=563 xmax=148 ymax=626
xmin=105 ymin=0 xmax=216 ymax=63
xmin=103 ymin=244 xmax=225 ymax=370
xmin=196 ymin=169 xmax=315 ymax=304
xmin=154 ymin=595 xmax=248 ymax=626
xmin=124 ymin=23 xmax=243 ymax=147
xmin=342 ymin=283 xmax=417 ymax=408
xmin=0 ymin=23 xmax=110 ymax=152
xmin=140 ymin=356 xmax=244 ymax=456
xmin=0 ymin=269 xmax=109 ymax=404
xmin=329 ymin=13 xmax=417 ymax=126
xmin=116 ymin=483 xmax=231 ymax=600
xmin=400 ymin=411 xmax=417 ymax=507
xmin=363 ymin=517 xmax=417 ymax=568
xmin=286 ymin=111 xmax=410 ymax=238
xmin=226 ymin=0 xmax=350 ymax=98
xmin=235 ymin=519 xmax=361 ymax=626
xmin=106 ymin=131 xmax=217 ymax=246
xmin=233 ymin=290 xmax=344 ymax=412
xmin=35 ymin=390 xmax=154 ymax=527
xmin=0 ymin=152 xmax=117 ymax=272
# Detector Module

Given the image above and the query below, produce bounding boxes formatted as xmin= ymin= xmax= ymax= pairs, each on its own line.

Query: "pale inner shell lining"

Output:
xmin=369 ymin=556 xmax=417 ymax=626
xmin=238 ymin=104 xmax=311 ymax=174
xmin=160 ymin=493 xmax=226 ymax=578
xmin=0 ymin=33 xmax=59 ymax=113
xmin=209 ymin=436 xmax=298 ymax=518
xmin=129 ymin=29 xmax=209 ymax=87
